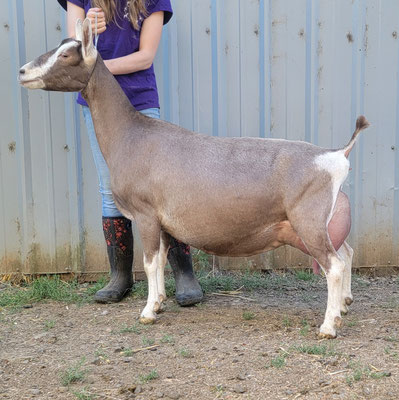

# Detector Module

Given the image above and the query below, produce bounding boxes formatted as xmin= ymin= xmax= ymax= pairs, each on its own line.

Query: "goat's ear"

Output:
xmin=75 ymin=19 xmax=83 ymax=41
xmin=82 ymin=18 xmax=96 ymax=60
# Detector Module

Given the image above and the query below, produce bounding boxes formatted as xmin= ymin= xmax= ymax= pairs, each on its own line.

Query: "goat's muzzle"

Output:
xmin=18 ymin=63 xmax=45 ymax=89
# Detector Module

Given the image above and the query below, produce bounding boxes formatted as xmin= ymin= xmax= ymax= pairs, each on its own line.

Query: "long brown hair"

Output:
xmin=91 ymin=0 xmax=148 ymax=30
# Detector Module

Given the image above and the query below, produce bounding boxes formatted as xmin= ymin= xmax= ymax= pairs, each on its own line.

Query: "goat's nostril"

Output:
xmin=19 ymin=68 xmax=25 ymax=74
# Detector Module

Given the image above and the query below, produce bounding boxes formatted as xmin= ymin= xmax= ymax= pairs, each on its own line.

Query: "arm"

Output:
xmin=104 ymin=11 xmax=164 ymax=75
xmin=66 ymin=2 xmax=85 ymax=38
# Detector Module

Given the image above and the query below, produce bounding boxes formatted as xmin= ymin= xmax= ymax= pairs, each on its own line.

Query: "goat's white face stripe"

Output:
xmin=21 ymin=41 xmax=79 ymax=81
xmin=47 ymin=41 xmax=79 ymax=68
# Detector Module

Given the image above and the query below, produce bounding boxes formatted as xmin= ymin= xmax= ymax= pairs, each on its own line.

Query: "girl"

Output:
xmin=57 ymin=0 xmax=203 ymax=305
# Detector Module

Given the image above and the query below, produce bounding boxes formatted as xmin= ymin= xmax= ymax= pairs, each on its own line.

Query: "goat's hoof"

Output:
xmin=345 ymin=296 xmax=353 ymax=306
xmin=319 ymin=323 xmax=337 ymax=339
xmin=139 ymin=316 xmax=156 ymax=325
xmin=318 ymin=332 xmax=337 ymax=339
xmin=159 ymin=294 xmax=167 ymax=303
xmin=341 ymin=304 xmax=349 ymax=315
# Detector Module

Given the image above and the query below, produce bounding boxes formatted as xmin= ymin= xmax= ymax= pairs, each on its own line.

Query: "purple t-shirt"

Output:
xmin=67 ymin=0 xmax=173 ymax=110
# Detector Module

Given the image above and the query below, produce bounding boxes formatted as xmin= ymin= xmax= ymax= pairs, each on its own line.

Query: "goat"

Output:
xmin=18 ymin=19 xmax=369 ymax=338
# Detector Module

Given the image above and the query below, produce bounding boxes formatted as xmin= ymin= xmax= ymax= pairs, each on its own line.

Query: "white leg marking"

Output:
xmin=339 ymin=242 xmax=354 ymax=314
xmin=140 ymin=254 xmax=160 ymax=324
xmin=320 ymin=255 xmax=345 ymax=338
xmin=156 ymin=238 xmax=169 ymax=307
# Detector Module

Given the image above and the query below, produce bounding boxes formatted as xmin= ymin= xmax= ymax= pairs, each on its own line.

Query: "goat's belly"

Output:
xmin=165 ymin=219 xmax=288 ymax=257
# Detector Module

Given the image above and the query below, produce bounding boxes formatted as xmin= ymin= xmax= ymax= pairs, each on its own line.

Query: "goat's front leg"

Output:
xmin=140 ymin=252 xmax=161 ymax=324
xmin=136 ymin=217 xmax=163 ymax=324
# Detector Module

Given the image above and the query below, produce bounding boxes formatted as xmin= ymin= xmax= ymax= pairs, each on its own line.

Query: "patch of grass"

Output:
xmin=60 ymin=358 xmax=88 ymax=386
xmin=197 ymin=271 xmax=236 ymax=293
xmin=294 ymin=343 xmax=336 ymax=356
xmin=346 ymin=368 xmax=365 ymax=385
xmin=72 ymin=388 xmax=95 ymax=400
xmin=346 ymin=319 xmax=358 ymax=327
xmin=369 ymin=371 xmax=391 ymax=379
xmin=211 ymin=384 xmax=225 ymax=394
xmin=383 ymin=336 xmax=399 ymax=343
xmin=381 ymin=297 xmax=399 ymax=309
xmin=164 ymin=277 xmax=177 ymax=297
xmin=384 ymin=346 xmax=399 ymax=359
xmin=84 ymin=275 xmax=108 ymax=296
xmin=130 ymin=280 xmax=148 ymax=298
xmin=118 ymin=269 xmax=324 ymax=300
xmin=141 ymin=336 xmax=155 ymax=346
xmin=44 ymin=320 xmax=56 ymax=331
xmin=194 ymin=269 xmax=290 ymax=294
xmin=242 ymin=311 xmax=256 ymax=320
xmin=131 ymin=276 xmax=175 ymax=299
xmin=0 ymin=269 xmax=320 ymax=309
xmin=351 ymin=274 xmax=370 ymax=288
xmin=299 ymin=319 xmax=310 ymax=336
xmin=282 ymin=316 xmax=293 ymax=327
xmin=0 ymin=276 xmax=109 ymax=309
xmin=179 ymin=348 xmax=193 ymax=358
xmin=0 ymin=285 xmax=33 ymax=309
xmin=94 ymin=348 xmax=108 ymax=359
xmin=139 ymin=369 xmax=158 ymax=383
xmin=269 ymin=354 xmax=287 ymax=368
xmin=168 ymin=304 xmax=181 ymax=313
xmin=345 ymin=362 xmax=370 ymax=386
xmin=299 ymin=292 xmax=314 ymax=303
xmin=30 ymin=276 xmax=80 ymax=302
xmin=122 ymin=348 xmax=134 ymax=357
xmin=345 ymin=362 xmax=390 ymax=386
xmin=119 ymin=323 xmax=142 ymax=334
xmin=295 ymin=270 xmax=314 ymax=282
xmin=160 ymin=334 xmax=175 ymax=344
xmin=192 ymin=249 xmax=211 ymax=269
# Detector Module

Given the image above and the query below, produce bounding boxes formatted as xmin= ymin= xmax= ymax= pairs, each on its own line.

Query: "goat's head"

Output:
xmin=18 ymin=18 xmax=97 ymax=92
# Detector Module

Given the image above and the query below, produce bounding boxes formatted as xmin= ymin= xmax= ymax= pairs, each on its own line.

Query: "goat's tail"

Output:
xmin=342 ymin=115 xmax=370 ymax=158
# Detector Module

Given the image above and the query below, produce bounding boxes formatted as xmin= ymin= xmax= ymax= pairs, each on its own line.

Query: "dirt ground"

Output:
xmin=0 ymin=274 xmax=398 ymax=400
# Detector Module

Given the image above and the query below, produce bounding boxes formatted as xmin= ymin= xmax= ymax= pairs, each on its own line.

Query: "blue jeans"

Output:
xmin=82 ymin=106 xmax=161 ymax=217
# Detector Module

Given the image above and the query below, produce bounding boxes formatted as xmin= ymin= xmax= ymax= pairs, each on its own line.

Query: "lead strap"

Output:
xmin=94 ymin=12 xmax=99 ymax=49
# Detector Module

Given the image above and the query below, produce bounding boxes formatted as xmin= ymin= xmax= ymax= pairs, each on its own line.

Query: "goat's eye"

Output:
xmin=60 ymin=53 xmax=69 ymax=59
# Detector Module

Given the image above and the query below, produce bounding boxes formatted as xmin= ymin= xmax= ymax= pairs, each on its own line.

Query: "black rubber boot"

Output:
xmin=94 ymin=217 xmax=134 ymax=303
xmin=167 ymin=238 xmax=203 ymax=306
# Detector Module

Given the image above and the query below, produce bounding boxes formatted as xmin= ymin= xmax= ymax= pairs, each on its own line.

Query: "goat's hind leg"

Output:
xmin=338 ymin=241 xmax=354 ymax=315
xmin=288 ymin=207 xmax=345 ymax=339
xmin=155 ymin=231 xmax=170 ymax=313
xmin=319 ymin=254 xmax=346 ymax=338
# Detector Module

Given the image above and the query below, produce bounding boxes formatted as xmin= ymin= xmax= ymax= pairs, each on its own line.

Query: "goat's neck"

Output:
xmin=81 ymin=56 xmax=139 ymax=161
